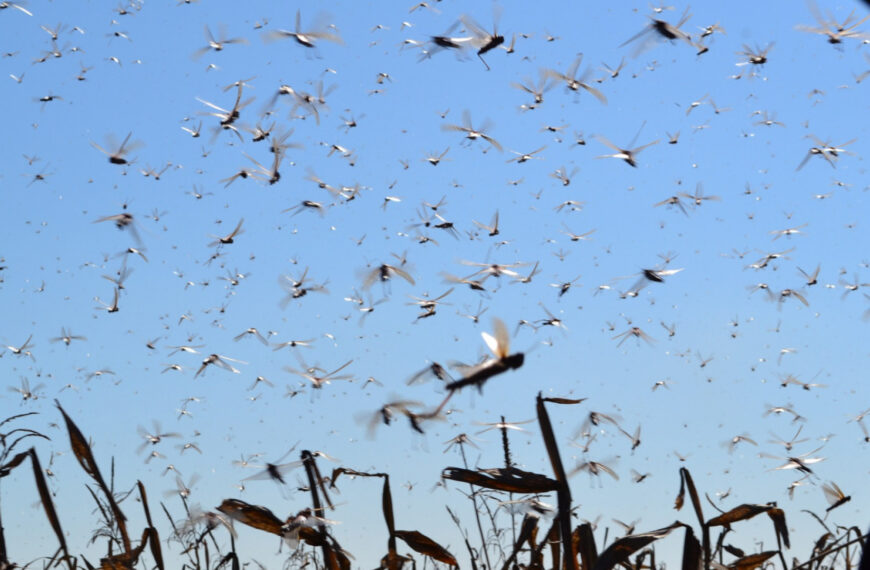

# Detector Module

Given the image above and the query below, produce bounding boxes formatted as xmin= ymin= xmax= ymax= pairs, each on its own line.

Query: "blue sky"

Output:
xmin=1 ymin=0 xmax=869 ymax=567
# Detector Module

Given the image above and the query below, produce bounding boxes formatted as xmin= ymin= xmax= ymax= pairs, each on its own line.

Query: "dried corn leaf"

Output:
xmin=382 ymin=475 xmax=396 ymax=537
xmin=323 ymin=542 xmax=352 ymax=570
xmin=708 ymin=504 xmax=772 ymax=528
xmin=766 ymin=508 xmax=789 ymax=549
xmin=542 ymin=521 xmax=559 ymax=570
xmin=2 ymin=429 xmax=49 ymax=460
xmin=380 ymin=552 xmax=413 ymax=570
xmin=98 ymin=528 xmax=148 ymax=569
xmin=812 ymin=532 xmax=832 ymax=557
xmin=536 ymin=392 xmax=577 ymax=570
xmin=146 ymin=527 xmax=164 ymax=570
xmin=395 ymin=530 xmax=458 ymax=566
xmin=0 ymin=450 xmax=29 ymax=475
xmin=681 ymin=525 xmax=701 ymax=570
xmin=729 ymin=551 xmax=776 ymax=570
xmin=501 ymin=514 xmax=539 ymax=570
xmin=29 ymin=448 xmax=70 ymax=563
xmin=674 ymin=468 xmax=704 ymax=526
xmin=723 ymin=545 xmax=745 ymax=558
xmin=592 ymin=522 xmax=682 ymax=570
xmin=216 ymin=499 xmax=283 ymax=535
xmin=215 ymin=552 xmax=239 ymax=570
xmin=330 ymin=467 xmax=385 ymax=488
xmin=55 ymin=401 xmax=101 ymax=481
xmin=574 ymin=522 xmax=598 ymax=570
xmin=442 ymin=466 xmax=558 ymax=493
xmin=541 ymin=397 xmax=587 ymax=405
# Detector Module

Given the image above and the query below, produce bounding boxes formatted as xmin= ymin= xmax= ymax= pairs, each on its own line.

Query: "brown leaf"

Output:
xmin=29 ymin=448 xmax=70 ymax=561
xmin=216 ymin=499 xmax=283 ymax=535
xmin=55 ymin=400 xmax=101 ymax=480
xmin=676 ymin=468 xmax=704 ymax=528
xmin=593 ymin=522 xmax=683 ymax=570
xmin=395 ymin=530 xmax=458 ymax=566
xmin=442 ymin=466 xmax=558 ymax=493
xmin=681 ymin=525 xmax=701 ymax=570
xmin=767 ymin=508 xmax=789 ymax=549
xmin=147 ymin=527 xmax=164 ymax=570
xmin=708 ymin=504 xmax=772 ymax=528
xmin=0 ymin=450 xmax=29 ymax=475
xmin=541 ymin=397 xmax=587 ymax=405
xmin=574 ymin=522 xmax=598 ymax=570
xmin=730 ymin=550 xmax=777 ymax=570
xmin=723 ymin=544 xmax=745 ymax=558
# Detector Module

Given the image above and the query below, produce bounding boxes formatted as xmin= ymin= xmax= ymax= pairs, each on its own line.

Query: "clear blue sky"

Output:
xmin=1 ymin=0 xmax=869 ymax=567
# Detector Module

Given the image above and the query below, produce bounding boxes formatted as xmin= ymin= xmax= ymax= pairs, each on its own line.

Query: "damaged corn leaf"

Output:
xmin=441 ymin=466 xmax=558 ymax=493
xmin=216 ymin=499 xmax=283 ymax=535
xmin=729 ymin=550 xmax=777 ymax=570
xmin=707 ymin=504 xmax=774 ymax=528
xmin=592 ymin=522 xmax=684 ymax=570
xmin=394 ymin=530 xmax=457 ymax=566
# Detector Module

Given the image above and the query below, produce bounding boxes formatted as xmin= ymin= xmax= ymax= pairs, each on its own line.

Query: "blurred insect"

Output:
xmin=136 ymin=421 xmax=182 ymax=454
xmin=737 ymin=42 xmax=774 ymax=66
xmin=798 ymin=2 xmax=870 ymax=44
xmin=760 ymin=445 xmax=826 ymax=474
xmin=444 ymin=317 xmax=525 ymax=394
xmin=460 ymin=10 xmax=503 ymax=70
xmin=620 ymin=6 xmax=695 ymax=53
xmin=208 ymin=218 xmax=245 ymax=247
xmin=192 ymin=24 xmax=248 ymax=59
xmin=498 ymin=498 xmax=556 ymax=519
xmin=90 ymin=132 xmax=143 ymax=165
xmin=545 ymin=54 xmax=607 ymax=104
xmin=768 ymin=425 xmax=809 ymax=453
xmin=262 ymin=9 xmax=342 ymax=48
xmin=822 ymin=481 xmax=851 ymax=515
xmin=240 ymin=446 xmax=302 ymax=498
xmin=194 ymin=353 xmax=246 ymax=378
xmin=613 ymin=326 xmax=656 ymax=347
xmin=49 ymin=327 xmax=86 ymax=346
xmin=285 ymin=359 xmax=354 ymax=389
xmin=6 ymin=334 xmax=35 ymax=358
xmin=362 ymin=263 xmax=415 ymax=290
xmin=442 ymin=110 xmax=502 ymax=152
xmin=361 ymin=399 xmax=428 ymax=437
xmin=233 ymin=327 xmax=268 ymax=345
xmin=595 ymin=127 xmax=659 ymax=168
xmin=281 ymin=508 xmax=340 ymax=548
xmin=571 ymin=458 xmax=619 ymax=481
xmin=9 ymin=376 xmax=44 ymax=401
xmin=93 ymin=212 xmax=143 ymax=245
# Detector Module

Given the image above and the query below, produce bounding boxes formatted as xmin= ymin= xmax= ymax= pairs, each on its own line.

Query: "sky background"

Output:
xmin=1 ymin=0 xmax=869 ymax=567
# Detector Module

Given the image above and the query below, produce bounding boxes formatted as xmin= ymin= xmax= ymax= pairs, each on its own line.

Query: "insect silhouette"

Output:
xmin=263 ymin=9 xmax=342 ymax=48
xmin=460 ymin=11 xmax=504 ymax=71
xmin=443 ymin=317 xmax=524 ymax=394
xmin=442 ymin=110 xmax=503 ymax=152
xmin=90 ymin=132 xmax=143 ymax=165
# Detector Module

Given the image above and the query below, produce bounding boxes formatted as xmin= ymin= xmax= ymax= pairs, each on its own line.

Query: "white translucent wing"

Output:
xmin=482 ymin=317 xmax=509 ymax=358
xmin=482 ymin=331 xmax=500 ymax=358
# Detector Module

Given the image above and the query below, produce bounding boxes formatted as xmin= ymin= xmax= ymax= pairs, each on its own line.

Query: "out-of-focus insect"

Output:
xmin=262 ymin=9 xmax=343 ymax=48
xmin=460 ymin=11 xmax=504 ymax=71
xmin=442 ymin=110 xmax=503 ymax=152
xmin=822 ymin=481 xmax=851 ymax=514
xmin=91 ymin=132 xmax=143 ymax=165
xmin=444 ymin=317 xmax=524 ymax=394
xmin=285 ymin=359 xmax=353 ymax=389
xmin=194 ymin=353 xmax=246 ymax=378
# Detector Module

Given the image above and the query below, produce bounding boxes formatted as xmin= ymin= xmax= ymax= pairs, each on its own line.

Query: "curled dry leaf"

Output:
xmin=216 ymin=498 xmax=283 ymax=535
xmin=395 ymin=530 xmax=458 ymax=566
xmin=441 ymin=466 xmax=559 ymax=494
